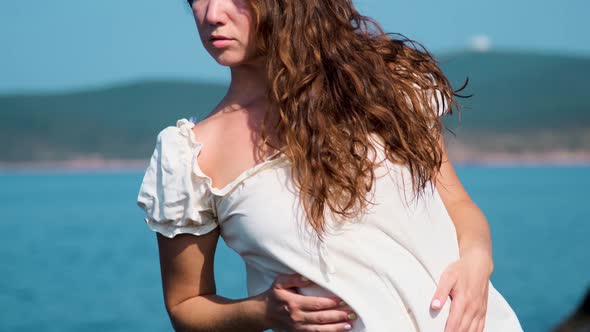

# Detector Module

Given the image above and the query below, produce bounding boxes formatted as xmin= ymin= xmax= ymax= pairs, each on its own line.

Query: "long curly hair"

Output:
xmin=193 ymin=0 xmax=467 ymax=241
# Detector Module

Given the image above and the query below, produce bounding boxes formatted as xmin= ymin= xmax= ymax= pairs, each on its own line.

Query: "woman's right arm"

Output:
xmin=157 ymin=228 xmax=357 ymax=332
xmin=157 ymin=228 xmax=269 ymax=331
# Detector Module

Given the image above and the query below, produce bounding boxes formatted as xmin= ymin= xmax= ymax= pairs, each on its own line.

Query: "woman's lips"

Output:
xmin=210 ymin=36 xmax=234 ymax=48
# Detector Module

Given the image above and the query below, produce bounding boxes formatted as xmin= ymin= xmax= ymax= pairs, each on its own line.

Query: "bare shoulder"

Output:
xmin=190 ymin=109 xmax=237 ymax=148
xmin=191 ymin=110 xmax=219 ymax=136
xmin=189 ymin=107 xmax=263 ymax=189
xmin=189 ymin=112 xmax=231 ymax=171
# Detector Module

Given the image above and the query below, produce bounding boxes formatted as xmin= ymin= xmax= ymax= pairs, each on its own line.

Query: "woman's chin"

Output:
xmin=211 ymin=54 xmax=248 ymax=67
xmin=208 ymin=50 xmax=262 ymax=68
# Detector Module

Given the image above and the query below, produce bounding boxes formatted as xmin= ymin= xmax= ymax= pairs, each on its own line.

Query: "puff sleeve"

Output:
xmin=136 ymin=119 xmax=218 ymax=238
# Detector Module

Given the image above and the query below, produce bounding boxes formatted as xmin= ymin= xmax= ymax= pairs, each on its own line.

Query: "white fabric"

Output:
xmin=136 ymin=118 xmax=524 ymax=332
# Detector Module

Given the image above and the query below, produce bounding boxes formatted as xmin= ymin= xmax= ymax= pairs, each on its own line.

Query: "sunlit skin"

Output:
xmin=191 ymin=0 xmax=260 ymax=67
xmin=156 ymin=1 xmax=495 ymax=331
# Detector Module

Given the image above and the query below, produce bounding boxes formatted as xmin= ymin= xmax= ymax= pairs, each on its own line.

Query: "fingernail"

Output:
xmin=339 ymin=300 xmax=347 ymax=306
xmin=347 ymin=313 xmax=357 ymax=320
xmin=432 ymin=299 xmax=441 ymax=308
xmin=344 ymin=323 xmax=352 ymax=330
xmin=300 ymin=276 xmax=309 ymax=282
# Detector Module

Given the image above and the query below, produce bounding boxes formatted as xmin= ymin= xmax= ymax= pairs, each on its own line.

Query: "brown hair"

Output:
xmin=238 ymin=0 xmax=464 ymax=240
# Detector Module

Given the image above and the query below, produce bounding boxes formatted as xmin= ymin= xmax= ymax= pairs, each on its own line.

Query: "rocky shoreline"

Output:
xmin=0 ymin=158 xmax=149 ymax=172
xmin=444 ymin=148 xmax=590 ymax=166
xmin=1 ymin=151 xmax=589 ymax=172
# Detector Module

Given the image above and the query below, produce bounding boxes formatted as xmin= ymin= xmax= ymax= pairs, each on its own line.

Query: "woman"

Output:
xmin=136 ymin=0 xmax=523 ymax=331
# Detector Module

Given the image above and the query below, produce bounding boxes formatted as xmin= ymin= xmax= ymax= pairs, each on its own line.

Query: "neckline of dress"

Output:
xmin=177 ymin=118 xmax=287 ymax=197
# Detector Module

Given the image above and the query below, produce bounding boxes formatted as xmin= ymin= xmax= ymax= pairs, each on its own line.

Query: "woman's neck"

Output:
xmin=226 ymin=60 xmax=267 ymax=106
xmin=222 ymin=61 xmax=282 ymax=155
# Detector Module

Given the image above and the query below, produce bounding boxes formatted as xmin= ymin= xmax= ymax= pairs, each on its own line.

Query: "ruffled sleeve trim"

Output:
xmin=136 ymin=118 xmax=218 ymax=238
xmin=143 ymin=216 xmax=218 ymax=239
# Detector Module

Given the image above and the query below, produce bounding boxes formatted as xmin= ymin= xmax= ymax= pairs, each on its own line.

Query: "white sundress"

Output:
xmin=136 ymin=118 xmax=524 ymax=332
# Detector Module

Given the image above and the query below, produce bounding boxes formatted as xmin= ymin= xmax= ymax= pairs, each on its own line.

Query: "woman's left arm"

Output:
xmin=431 ymin=133 xmax=493 ymax=332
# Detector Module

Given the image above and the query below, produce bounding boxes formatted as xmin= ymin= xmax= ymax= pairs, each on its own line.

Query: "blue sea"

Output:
xmin=0 ymin=166 xmax=589 ymax=332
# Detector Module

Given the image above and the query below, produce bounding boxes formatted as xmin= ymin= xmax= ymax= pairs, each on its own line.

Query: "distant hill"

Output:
xmin=0 ymin=81 xmax=226 ymax=162
xmin=438 ymin=50 xmax=590 ymax=131
xmin=1 ymin=51 xmax=589 ymax=163
xmin=436 ymin=51 xmax=590 ymax=158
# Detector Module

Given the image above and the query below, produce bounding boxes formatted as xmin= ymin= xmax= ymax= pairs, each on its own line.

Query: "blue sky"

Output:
xmin=1 ymin=0 xmax=589 ymax=93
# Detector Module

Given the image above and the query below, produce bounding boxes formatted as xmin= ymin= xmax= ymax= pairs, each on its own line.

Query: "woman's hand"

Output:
xmin=259 ymin=273 xmax=358 ymax=332
xmin=430 ymin=247 xmax=493 ymax=332
xmin=433 ymin=134 xmax=495 ymax=332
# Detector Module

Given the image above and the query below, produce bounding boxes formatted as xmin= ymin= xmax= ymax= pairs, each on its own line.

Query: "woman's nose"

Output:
xmin=205 ymin=0 xmax=227 ymax=25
